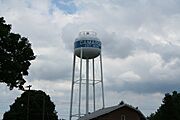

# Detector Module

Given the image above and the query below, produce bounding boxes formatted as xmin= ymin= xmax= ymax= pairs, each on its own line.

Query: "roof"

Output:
xmin=78 ymin=103 xmax=146 ymax=120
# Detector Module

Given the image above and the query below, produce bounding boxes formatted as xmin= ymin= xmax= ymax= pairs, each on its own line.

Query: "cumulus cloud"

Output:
xmin=28 ymin=47 xmax=72 ymax=81
xmin=0 ymin=84 xmax=22 ymax=118
xmin=62 ymin=0 xmax=180 ymax=60
xmin=105 ymin=90 xmax=164 ymax=115
xmin=1 ymin=0 xmax=180 ymax=119
xmin=104 ymin=52 xmax=180 ymax=93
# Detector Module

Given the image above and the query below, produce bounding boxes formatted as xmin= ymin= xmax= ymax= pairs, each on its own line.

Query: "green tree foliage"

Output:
xmin=3 ymin=90 xmax=58 ymax=120
xmin=0 ymin=17 xmax=35 ymax=90
xmin=148 ymin=91 xmax=180 ymax=120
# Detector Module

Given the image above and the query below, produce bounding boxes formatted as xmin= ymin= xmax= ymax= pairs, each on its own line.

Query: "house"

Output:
xmin=78 ymin=102 xmax=146 ymax=120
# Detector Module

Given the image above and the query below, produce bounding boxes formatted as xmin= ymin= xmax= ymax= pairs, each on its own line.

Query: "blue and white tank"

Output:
xmin=74 ymin=31 xmax=101 ymax=59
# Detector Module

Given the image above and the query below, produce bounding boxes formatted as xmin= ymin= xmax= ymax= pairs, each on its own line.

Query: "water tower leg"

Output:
xmin=92 ymin=58 xmax=96 ymax=112
xmin=78 ymin=48 xmax=83 ymax=118
xmin=86 ymin=59 xmax=89 ymax=114
xmin=100 ymin=54 xmax=105 ymax=108
xmin=70 ymin=54 xmax=76 ymax=120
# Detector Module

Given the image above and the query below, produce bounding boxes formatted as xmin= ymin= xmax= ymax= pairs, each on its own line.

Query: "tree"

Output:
xmin=148 ymin=91 xmax=180 ymax=120
xmin=3 ymin=90 xmax=58 ymax=120
xmin=0 ymin=17 xmax=35 ymax=90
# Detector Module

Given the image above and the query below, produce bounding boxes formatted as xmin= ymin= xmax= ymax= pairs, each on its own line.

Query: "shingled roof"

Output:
xmin=78 ymin=102 xmax=146 ymax=120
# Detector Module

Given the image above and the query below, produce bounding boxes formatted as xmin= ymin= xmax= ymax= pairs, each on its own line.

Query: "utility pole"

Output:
xmin=42 ymin=94 xmax=45 ymax=120
xmin=26 ymin=85 xmax=32 ymax=90
xmin=26 ymin=85 xmax=32 ymax=120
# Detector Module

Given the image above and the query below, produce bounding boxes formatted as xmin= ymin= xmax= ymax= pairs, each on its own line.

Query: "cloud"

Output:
xmin=1 ymin=0 xmax=180 ymax=119
xmin=0 ymin=84 xmax=22 ymax=118
xmin=105 ymin=90 xmax=164 ymax=116
xmin=61 ymin=0 xmax=180 ymax=60
xmin=27 ymin=47 xmax=72 ymax=81
xmin=104 ymin=52 xmax=180 ymax=93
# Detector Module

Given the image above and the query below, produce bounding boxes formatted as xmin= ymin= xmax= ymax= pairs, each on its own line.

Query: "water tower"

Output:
xmin=69 ymin=31 xmax=105 ymax=120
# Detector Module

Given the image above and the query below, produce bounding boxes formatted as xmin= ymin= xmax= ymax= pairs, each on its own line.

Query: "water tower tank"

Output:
xmin=74 ymin=31 xmax=101 ymax=59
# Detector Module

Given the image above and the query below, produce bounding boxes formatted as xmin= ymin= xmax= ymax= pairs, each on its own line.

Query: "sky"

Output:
xmin=0 ymin=0 xmax=180 ymax=119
